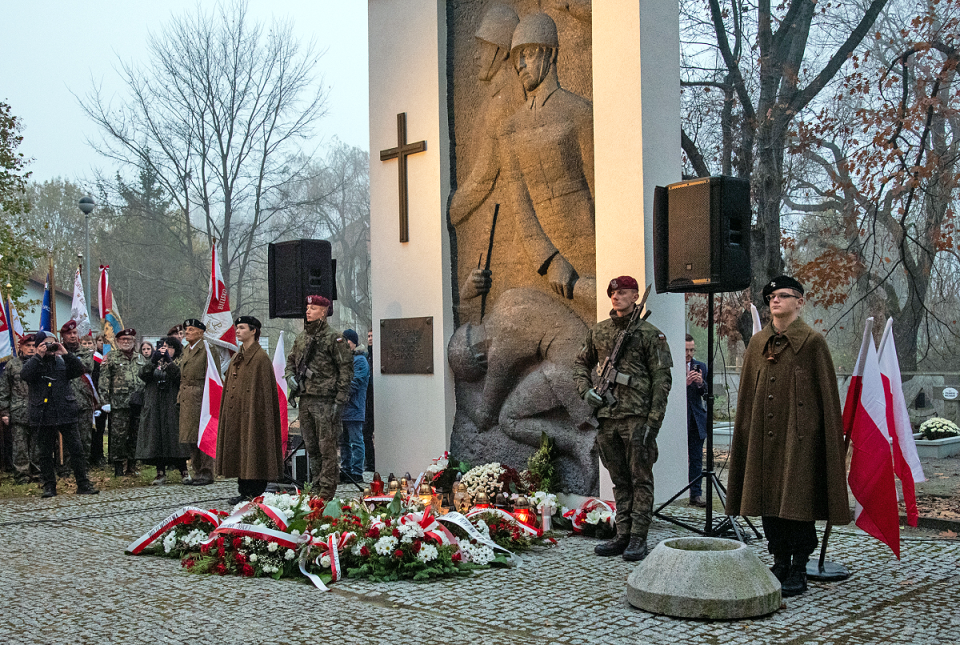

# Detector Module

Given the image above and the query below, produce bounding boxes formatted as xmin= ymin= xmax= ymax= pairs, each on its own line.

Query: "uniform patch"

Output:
xmin=336 ymin=337 xmax=343 ymax=342
xmin=657 ymin=333 xmax=666 ymax=340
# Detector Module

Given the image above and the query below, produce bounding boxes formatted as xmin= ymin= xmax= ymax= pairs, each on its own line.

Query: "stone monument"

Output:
xmin=368 ymin=0 xmax=689 ymax=500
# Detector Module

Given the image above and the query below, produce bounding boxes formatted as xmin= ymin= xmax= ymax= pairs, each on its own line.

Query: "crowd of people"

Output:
xmin=0 ymin=298 xmax=374 ymax=506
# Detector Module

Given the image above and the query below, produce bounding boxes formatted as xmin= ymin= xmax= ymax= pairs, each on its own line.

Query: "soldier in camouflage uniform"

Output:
xmin=61 ymin=321 xmax=99 ymax=462
xmin=0 ymin=334 xmax=40 ymax=483
xmin=573 ymin=276 xmax=673 ymax=562
xmin=98 ymin=328 xmax=147 ymax=476
xmin=285 ymin=295 xmax=353 ymax=501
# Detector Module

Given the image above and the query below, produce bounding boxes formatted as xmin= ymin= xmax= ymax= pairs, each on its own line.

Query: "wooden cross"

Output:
xmin=379 ymin=112 xmax=426 ymax=243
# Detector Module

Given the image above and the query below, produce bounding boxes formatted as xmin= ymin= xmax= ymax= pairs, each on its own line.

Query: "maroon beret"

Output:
xmin=60 ymin=320 xmax=77 ymax=334
xmin=607 ymin=275 xmax=639 ymax=296
xmin=115 ymin=328 xmax=137 ymax=339
xmin=20 ymin=334 xmax=36 ymax=345
xmin=307 ymin=295 xmax=331 ymax=308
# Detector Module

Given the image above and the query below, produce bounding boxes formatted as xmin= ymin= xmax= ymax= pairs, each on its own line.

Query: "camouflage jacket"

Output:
xmin=0 ymin=356 xmax=30 ymax=424
xmin=573 ymin=308 xmax=673 ymax=424
xmin=67 ymin=346 xmax=99 ymax=411
xmin=98 ymin=349 xmax=147 ymax=409
xmin=285 ymin=319 xmax=354 ymax=404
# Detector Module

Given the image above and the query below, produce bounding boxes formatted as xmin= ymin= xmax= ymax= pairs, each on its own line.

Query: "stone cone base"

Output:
xmin=626 ymin=537 xmax=781 ymax=620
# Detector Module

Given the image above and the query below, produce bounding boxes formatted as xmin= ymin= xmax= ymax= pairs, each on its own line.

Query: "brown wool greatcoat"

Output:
xmin=724 ymin=318 xmax=851 ymax=525
xmin=215 ymin=341 xmax=283 ymax=480
xmin=177 ymin=341 xmax=222 ymax=444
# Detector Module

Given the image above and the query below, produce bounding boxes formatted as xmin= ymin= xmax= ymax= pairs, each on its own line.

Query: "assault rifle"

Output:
xmin=594 ymin=284 xmax=652 ymax=407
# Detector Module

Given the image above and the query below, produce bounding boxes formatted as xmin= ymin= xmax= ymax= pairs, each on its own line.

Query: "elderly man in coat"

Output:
xmin=177 ymin=319 xmax=220 ymax=485
xmin=216 ymin=316 xmax=283 ymax=505
xmin=725 ymin=276 xmax=850 ymax=597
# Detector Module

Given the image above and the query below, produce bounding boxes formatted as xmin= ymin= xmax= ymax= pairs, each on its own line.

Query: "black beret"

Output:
xmin=234 ymin=315 xmax=262 ymax=329
xmin=183 ymin=319 xmax=206 ymax=331
xmin=762 ymin=275 xmax=805 ymax=300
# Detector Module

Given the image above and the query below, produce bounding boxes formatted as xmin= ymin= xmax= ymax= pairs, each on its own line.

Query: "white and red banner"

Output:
xmin=273 ymin=331 xmax=289 ymax=451
xmin=98 ymin=265 xmax=124 ymax=347
xmin=6 ymin=295 xmax=24 ymax=345
xmin=0 ymin=287 xmax=12 ymax=363
xmin=197 ymin=340 xmax=223 ymax=458
xmin=878 ymin=317 xmax=926 ymax=527
xmin=844 ymin=318 xmax=900 ymax=558
xmin=70 ymin=266 xmax=91 ymax=337
xmin=125 ymin=506 xmax=223 ymax=555
xmin=201 ymin=244 xmax=237 ymax=352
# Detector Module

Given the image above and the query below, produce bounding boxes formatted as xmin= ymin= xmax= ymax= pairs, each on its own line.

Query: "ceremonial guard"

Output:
xmin=725 ymin=276 xmax=850 ymax=596
xmin=285 ymin=295 xmax=353 ymax=501
xmin=177 ymin=319 xmax=220 ymax=485
xmin=98 ymin=328 xmax=147 ymax=476
xmin=60 ymin=320 xmax=99 ymax=462
xmin=216 ymin=316 xmax=283 ymax=505
xmin=0 ymin=334 xmax=39 ymax=483
xmin=21 ymin=332 xmax=99 ymax=497
xmin=573 ymin=276 xmax=673 ymax=562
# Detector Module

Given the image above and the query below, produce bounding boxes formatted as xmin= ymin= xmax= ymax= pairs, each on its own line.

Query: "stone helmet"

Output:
xmin=475 ymin=4 xmax=520 ymax=51
xmin=447 ymin=323 xmax=488 ymax=383
xmin=511 ymin=12 xmax=559 ymax=53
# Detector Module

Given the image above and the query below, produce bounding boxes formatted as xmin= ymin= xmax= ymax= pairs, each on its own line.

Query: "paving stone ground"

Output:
xmin=2 ymin=482 xmax=959 ymax=645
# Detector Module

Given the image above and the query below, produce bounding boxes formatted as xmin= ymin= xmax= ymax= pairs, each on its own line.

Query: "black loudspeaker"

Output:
xmin=268 ymin=239 xmax=337 ymax=319
xmin=653 ymin=176 xmax=751 ymax=294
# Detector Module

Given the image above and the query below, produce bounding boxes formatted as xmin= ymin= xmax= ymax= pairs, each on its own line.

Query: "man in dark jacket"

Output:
xmin=21 ymin=332 xmax=99 ymax=498
xmin=685 ymin=334 xmax=708 ymax=507
xmin=725 ymin=275 xmax=850 ymax=597
xmin=339 ymin=329 xmax=370 ymax=482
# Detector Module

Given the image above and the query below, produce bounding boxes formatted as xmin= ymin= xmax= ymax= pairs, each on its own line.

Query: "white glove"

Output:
xmin=93 ymin=410 xmax=102 ymax=418
xmin=101 ymin=404 xmax=112 ymax=413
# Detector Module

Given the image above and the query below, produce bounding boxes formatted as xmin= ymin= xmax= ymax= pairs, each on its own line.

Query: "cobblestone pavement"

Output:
xmin=2 ymin=483 xmax=959 ymax=645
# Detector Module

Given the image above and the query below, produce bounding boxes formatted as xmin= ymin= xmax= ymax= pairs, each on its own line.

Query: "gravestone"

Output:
xmin=368 ymin=0 xmax=689 ymax=500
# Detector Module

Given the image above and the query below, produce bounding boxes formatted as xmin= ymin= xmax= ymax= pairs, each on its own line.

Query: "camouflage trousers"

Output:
xmin=298 ymin=396 xmax=340 ymax=501
xmin=77 ymin=408 xmax=96 ymax=462
xmin=107 ymin=408 xmax=140 ymax=462
xmin=11 ymin=422 xmax=40 ymax=480
xmin=596 ymin=416 xmax=659 ymax=538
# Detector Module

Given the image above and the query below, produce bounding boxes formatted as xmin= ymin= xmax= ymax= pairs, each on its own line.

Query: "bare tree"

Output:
xmin=78 ymin=0 xmax=328 ymax=312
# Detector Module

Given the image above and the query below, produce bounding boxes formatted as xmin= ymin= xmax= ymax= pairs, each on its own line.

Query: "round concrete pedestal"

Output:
xmin=626 ymin=537 xmax=781 ymax=620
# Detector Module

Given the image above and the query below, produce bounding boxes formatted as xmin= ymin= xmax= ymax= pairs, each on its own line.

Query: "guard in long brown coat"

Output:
xmin=215 ymin=316 xmax=283 ymax=505
xmin=725 ymin=275 xmax=850 ymax=598
xmin=177 ymin=319 xmax=221 ymax=485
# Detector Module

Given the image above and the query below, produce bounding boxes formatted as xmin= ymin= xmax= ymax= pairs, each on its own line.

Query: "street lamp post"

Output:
xmin=79 ymin=196 xmax=95 ymax=328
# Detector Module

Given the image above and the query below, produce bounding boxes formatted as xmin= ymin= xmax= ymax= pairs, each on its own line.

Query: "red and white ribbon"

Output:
xmin=436 ymin=511 xmax=518 ymax=564
xmin=220 ymin=501 xmax=290 ymax=532
xmin=562 ymin=498 xmax=616 ymax=532
xmin=466 ymin=507 xmax=542 ymax=537
xmin=204 ymin=522 xmax=302 ymax=550
xmin=298 ymin=530 xmax=356 ymax=591
xmin=126 ymin=507 xmax=221 ymax=555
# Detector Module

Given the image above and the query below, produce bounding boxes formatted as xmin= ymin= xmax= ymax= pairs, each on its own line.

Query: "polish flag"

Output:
xmin=272 ymin=331 xmax=289 ymax=452
xmin=0 ymin=287 xmax=12 ymax=363
xmin=844 ymin=318 xmax=900 ymax=558
xmin=201 ymin=244 xmax=237 ymax=353
xmin=6 ymin=294 xmax=24 ymax=345
xmin=197 ymin=340 xmax=224 ymax=458
xmin=878 ymin=318 xmax=926 ymax=527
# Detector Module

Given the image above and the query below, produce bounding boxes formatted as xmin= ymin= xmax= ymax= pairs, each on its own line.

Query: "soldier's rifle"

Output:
xmin=594 ymin=284 xmax=652 ymax=408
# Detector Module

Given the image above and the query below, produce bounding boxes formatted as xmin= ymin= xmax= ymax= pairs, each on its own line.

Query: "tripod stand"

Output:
xmin=653 ymin=291 xmax=762 ymax=542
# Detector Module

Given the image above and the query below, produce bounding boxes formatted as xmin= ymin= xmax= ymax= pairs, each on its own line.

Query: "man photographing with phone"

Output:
xmin=685 ymin=334 xmax=708 ymax=507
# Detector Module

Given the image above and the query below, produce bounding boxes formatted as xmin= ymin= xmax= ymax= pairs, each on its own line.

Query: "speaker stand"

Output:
xmin=653 ymin=291 xmax=762 ymax=542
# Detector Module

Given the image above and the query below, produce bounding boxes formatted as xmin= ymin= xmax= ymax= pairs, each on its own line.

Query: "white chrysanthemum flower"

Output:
xmin=352 ymin=543 xmax=363 ymax=556
xmin=249 ymin=554 xmax=258 ymax=563
xmin=416 ymin=544 xmax=439 ymax=563
xmin=284 ymin=549 xmax=296 ymax=561
xmin=374 ymin=536 xmax=399 ymax=555
xmin=467 ymin=543 xmax=495 ymax=565
xmin=268 ymin=542 xmax=279 ymax=553
xmin=162 ymin=532 xmax=177 ymax=553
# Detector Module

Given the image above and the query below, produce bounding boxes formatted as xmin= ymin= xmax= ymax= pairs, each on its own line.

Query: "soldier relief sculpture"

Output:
xmin=447 ymin=3 xmax=599 ymax=494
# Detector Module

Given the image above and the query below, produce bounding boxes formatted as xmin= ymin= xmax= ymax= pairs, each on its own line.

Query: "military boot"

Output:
xmin=770 ymin=553 xmax=791 ymax=583
xmin=622 ymin=535 xmax=649 ymax=562
xmin=114 ymin=461 xmax=124 ymax=478
xmin=781 ymin=555 xmax=809 ymax=597
xmin=77 ymin=481 xmax=100 ymax=495
xmin=41 ymin=484 xmax=57 ymax=498
xmin=594 ymin=534 xmax=630 ymax=557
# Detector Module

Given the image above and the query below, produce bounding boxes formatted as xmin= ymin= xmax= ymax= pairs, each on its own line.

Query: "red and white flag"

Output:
xmin=878 ymin=318 xmax=926 ymax=527
xmin=6 ymin=294 xmax=24 ymax=345
xmin=0 ymin=287 xmax=12 ymax=364
xmin=844 ymin=318 xmax=900 ymax=558
xmin=272 ymin=331 xmax=289 ymax=452
xmin=201 ymin=244 xmax=237 ymax=353
xmin=197 ymin=340 xmax=224 ymax=458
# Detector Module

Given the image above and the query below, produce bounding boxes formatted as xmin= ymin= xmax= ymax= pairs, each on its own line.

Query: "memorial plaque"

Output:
xmin=380 ymin=317 xmax=434 ymax=374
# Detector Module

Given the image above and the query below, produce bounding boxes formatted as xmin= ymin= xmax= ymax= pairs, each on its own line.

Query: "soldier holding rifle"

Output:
xmin=573 ymin=276 xmax=673 ymax=562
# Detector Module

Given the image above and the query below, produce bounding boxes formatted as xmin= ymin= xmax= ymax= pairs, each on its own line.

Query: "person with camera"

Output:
xmin=136 ymin=337 xmax=189 ymax=485
xmin=21 ymin=332 xmax=99 ymax=498
xmin=60 ymin=320 xmax=98 ymax=463
xmin=685 ymin=334 xmax=708 ymax=507
xmin=98 ymin=328 xmax=147 ymax=477
xmin=284 ymin=295 xmax=353 ymax=501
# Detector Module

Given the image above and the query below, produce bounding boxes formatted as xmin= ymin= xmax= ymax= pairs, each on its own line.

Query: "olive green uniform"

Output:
xmin=177 ymin=341 xmax=222 ymax=482
xmin=66 ymin=346 xmax=98 ymax=461
xmin=285 ymin=319 xmax=353 ymax=500
xmin=98 ymin=350 xmax=147 ymax=463
xmin=0 ymin=356 xmax=40 ymax=481
xmin=573 ymin=309 xmax=673 ymax=538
